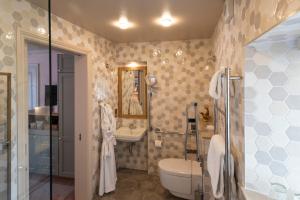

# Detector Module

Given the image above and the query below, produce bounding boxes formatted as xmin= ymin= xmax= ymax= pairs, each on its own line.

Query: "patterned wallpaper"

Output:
xmin=212 ymin=0 xmax=300 ymax=195
xmin=114 ymin=40 xmax=214 ymax=174
xmin=245 ymin=12 xmax=300 ymax=195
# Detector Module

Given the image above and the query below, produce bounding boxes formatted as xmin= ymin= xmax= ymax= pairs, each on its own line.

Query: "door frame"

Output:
xmin=16 ymin=28 xmax=93 ymax=200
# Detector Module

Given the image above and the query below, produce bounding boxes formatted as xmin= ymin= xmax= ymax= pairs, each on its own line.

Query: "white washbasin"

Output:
xmin=115 ymin=127 xmax=147 ymax=142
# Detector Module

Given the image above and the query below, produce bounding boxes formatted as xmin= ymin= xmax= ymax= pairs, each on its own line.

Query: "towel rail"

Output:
xmin=213 ymin=67 xmax=242 ymax=200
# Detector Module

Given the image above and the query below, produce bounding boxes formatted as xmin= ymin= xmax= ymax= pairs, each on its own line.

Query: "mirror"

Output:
xmin=118 ymin=66 xmax=147 ymax=119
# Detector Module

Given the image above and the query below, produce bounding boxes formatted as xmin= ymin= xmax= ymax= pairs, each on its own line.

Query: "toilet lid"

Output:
xmin=158 ymin=158 xmax=192 ymax=178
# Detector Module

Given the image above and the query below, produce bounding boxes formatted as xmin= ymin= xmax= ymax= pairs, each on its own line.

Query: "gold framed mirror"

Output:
xmin=118 ymin=66 xmax=147 ymax=119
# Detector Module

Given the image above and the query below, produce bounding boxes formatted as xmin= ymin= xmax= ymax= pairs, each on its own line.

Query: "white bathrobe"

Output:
xmin=99 ymin=103 xmax=117 ymax=196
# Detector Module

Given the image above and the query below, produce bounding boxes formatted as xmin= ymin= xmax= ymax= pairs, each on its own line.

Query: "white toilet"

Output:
xmin=158 ymin=158 xmax=202 ymax=200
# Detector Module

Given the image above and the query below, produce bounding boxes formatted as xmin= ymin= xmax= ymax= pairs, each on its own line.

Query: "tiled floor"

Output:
xmin=29 ymin=173 xmax=74 ymax=200
xmin=94 ymin=169 xmax=184 ymax=200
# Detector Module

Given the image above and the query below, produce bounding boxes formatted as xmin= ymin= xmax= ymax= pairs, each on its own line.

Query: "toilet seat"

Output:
xmin=158 ymin=158 xmax=192 ymax=177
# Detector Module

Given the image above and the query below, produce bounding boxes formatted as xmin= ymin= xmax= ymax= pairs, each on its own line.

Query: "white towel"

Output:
xmin=209 ymin=68 xmax=225 ymax=99
xmin=207 ymin=135 xmax=236 ymax=199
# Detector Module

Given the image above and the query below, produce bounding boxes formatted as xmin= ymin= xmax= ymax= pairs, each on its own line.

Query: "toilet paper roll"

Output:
xmin=154 ymin=140 xmax=162 ymax=148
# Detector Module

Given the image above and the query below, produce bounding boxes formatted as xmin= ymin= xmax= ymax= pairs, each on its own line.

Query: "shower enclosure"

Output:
xmin=0 ymin=0 xmax=52 ymax=199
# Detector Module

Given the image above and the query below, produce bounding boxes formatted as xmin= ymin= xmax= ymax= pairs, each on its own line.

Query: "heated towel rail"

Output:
xmin=213 ymin=67 xmax=242 ymax=200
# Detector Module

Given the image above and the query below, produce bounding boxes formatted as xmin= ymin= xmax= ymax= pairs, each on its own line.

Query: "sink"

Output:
xmin=115 ymin=127 xmax=147 ymax=142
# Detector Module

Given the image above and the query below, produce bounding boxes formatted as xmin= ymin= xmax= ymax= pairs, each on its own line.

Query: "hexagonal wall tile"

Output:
xmin=286 ymin=49 xmax=300 ymax=63
xmin=255 ymin=79 xmax=272 ymax=94
xmin=269 ymin=161 xmax=288 ymax=177
xmin=286 ymin=126 xmax=300 ymax=141
xmin=269 ymin=102 xmax=289 ymax=116
xmin=255 ymin=164 xmax=273 ymax=180
xmin=269 ymin=146 xmax=288 ymax=161
xmin=245 ymin=72 xmax=258 ymax=87
xmin=245 ymin=101 xmax=257 ymax=114
xmin=254 ymin=65 xmax=272 ymax=79
xmin=284 ymin=63 xmax=300 ymax=79
xmin=269 ymin=116 xmax=289 ymax=134
xmin=286 ymin=142 xmax=300 ymax=157
xmin=253 ymin=53 xmax=272 ymax=66
xmin=245 ymin=114 xmax=257 ymax=127
xmin=285 ymin=78 xmax=300 ymax=94
xmin=255 ymin=136 xmax=273 ymax=151
xmin=269 ymin=72 xmax=288 ymax=86
xmin=245 ymin=60 xmax=257 ymax=72
xmin=255 ymin=122 xmax=272 ymax=136
xmin=269 ymin=58 xmax=289 ymax=72
xmin=286 ymin=110 xmax=300 ymax=126
xmin=269 ymin=87 xmax=288 ymax=101
xmin=285 ymin=95 xmax=300 ymax=110
xmin=270 ymin=132 xmax=290 ymax=148
xmin=245 ymin=87 xmax=257 ymax=99
xmin=269 ymin=41 xmax=290 ymax=56
xmin=255 ymin=151 xmax=272 ymax=165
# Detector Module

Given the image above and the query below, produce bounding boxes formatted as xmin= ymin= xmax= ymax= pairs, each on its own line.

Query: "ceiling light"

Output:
xmin=158 ymin=12 xmax=175 ymax=27
xmin=37 ymin=27 xmax=47 ymax=35
xmin=114 ymin=16 xmax=133 ymax=30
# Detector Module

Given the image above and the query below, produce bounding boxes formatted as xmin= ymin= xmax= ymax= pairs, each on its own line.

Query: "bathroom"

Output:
xmin=0 ymin=0 xmax=300 ymax=200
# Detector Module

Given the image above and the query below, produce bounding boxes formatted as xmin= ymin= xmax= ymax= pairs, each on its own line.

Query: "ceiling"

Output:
xmin=27 ymin=0 xmax=224 ymax=43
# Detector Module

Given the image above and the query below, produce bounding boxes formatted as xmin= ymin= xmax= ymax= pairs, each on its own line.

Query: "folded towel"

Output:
xmin=207 ymin=135 xmax=236 ymax=199
xmin=209 ymin=68 xmax=225 ymax=99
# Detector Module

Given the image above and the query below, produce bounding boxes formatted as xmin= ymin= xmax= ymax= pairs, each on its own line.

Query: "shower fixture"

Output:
xmin=145 ymin=74 xmax=157 ymax=131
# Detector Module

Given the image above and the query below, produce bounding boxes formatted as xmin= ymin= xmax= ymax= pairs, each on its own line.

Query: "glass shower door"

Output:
xmin=0 ymin=73 xmax=11 ymax=200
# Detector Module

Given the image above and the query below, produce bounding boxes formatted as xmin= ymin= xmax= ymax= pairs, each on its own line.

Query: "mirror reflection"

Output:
xmin=118 ymin=66 xmax=147 ymax=118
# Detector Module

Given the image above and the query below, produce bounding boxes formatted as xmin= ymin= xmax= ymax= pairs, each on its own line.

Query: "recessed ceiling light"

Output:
xmin=157 ymin=12 xmax=175 ymax=27
xmin=113 ymin=16 xmax=134 ymax=30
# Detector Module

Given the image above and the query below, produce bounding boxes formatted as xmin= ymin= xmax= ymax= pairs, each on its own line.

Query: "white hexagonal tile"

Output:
xmin=245 ymin=100 xmax=257 ymax=114
xmin=253 ymin=53 xmax=272 ymax=65
xmin=270 ymin=132 xmax=290 ymax=147
xmin=255 ymin=164 xmax=273 ymax=180
xmin=246 ymin=140 xmax=258 ymax=154
xmin=255 ymin=94 xmax=273 ymax=108
xmin=269 ymin=41 xmax=290 ymax=56
xmin=286 ymin=171 xmax=300 ymax=192
xmin=245 ymin=60 xmax=257 ymax=72
xmin=269 ymin=72 xmax=288 ymax=86
xmin=269 ymin=102 xmax=289 ymax=116
xmin=286 ymin=126 xmax=300 ymax=141
xmin=285 ymin=95 xmax=300 ymax=110
xmin=284 ymin=156 xmax=300 ymax=171
xmin=254 ymin=65 xmax=272 ymax=79
xmin=284 ymin=63 xmax=300 ymax=78
xmin=245 ymin=114 xmax=257 ymax=127
xmin=287 ymin=49 xmax=300 ymax=63
xmin=269 ymin=116 xmax=289 ymax=134
xmin=269 ymin=161 xmax=288 ymax=177
xmin=245 ymin=126 xmax=258 ymax=140
xmin=246 ymin=154 xmax=258 ymax=170
xmin=255 ymin=136 xmax=273 ymax=151
xmin=269 ymin=146 xmax=288 ymax=161
xmin=286 ymin=141 xmax=300 ymax=157
xmin=255 ymin=122 xmax=272 ymax=136
xmin=285 ymin=78 xmax=300 ymax=95
xmin=245 ymin=169 xmax=258 ymax=184
xmin=269 ymin=59 xmax=289 ymax=72
xmin=254 ymin=107 xmax=272 ymax=123
xmin=255 ymin=151 xmax=272 ymax=165
xmin=255 ymin=79 xmax=273 ymax=94
xmin=269 ymin=87 xmax=288 ymax=101
xmin=245 ymin=87 xmax=257 ymax=99
xmin=245 ymin=72 xmax=258 ymax=87
xmin=286 ymin=110 xmax=300 ymax=126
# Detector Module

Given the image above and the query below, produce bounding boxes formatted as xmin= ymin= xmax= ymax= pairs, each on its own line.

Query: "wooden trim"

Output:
xmin=118 ymin=66 xmax=147 ymax=119
xmin=16 ymin=27 xmax=92 ymax=200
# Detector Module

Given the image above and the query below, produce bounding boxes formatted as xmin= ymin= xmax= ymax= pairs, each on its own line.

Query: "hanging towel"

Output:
xmin=207 ymin=135 xmax=236 ymax=199
xmin=209 ymin=68 xmax=225 ymax=99
xmin=99 ymin=103 xmax=117 ymax=196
